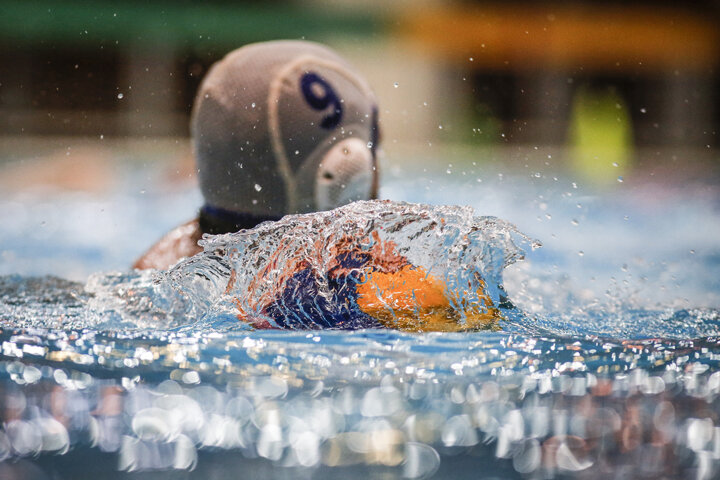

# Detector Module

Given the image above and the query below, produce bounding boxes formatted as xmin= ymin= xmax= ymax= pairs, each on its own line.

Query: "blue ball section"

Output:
xmin=263 ymin=251 xmax=383 ymax=329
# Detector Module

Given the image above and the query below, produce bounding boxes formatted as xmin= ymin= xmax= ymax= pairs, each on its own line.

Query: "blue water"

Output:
xmin=1 ymin=150 xmax=720 ymax=479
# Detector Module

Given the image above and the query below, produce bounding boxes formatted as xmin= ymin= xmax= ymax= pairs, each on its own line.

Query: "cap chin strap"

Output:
xmin=199 ymin=204 xmax=282 ymax=235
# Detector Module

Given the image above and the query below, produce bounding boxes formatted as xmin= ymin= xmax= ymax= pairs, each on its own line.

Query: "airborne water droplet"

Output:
xmin=254 ymin=184 xmax=262 ymax=192
xmin=117 ymin=93 xmax=124 ymax=99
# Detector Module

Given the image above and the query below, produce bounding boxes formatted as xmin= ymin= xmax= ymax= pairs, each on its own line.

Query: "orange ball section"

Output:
xmin=356 ymin=265 xmax=499 ymax=332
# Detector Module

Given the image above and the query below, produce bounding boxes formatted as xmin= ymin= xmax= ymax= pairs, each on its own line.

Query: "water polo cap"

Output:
xmin=192 ymin=40 xmax=380 ymax=225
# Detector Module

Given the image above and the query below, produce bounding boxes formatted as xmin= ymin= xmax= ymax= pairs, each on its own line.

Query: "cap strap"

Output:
xmin=199 ymin=204 xmax=282 ymax=235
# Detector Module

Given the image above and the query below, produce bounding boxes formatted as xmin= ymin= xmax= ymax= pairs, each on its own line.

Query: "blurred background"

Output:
xmin=2 ymin=0 xmax=719 ymax=160
xmin=0 ymin=0 xmax=719 ymax=279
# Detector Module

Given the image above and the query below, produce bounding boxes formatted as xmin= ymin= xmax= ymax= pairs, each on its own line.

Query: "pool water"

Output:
xmin=1 ymin=145 xmax=720 ymax=479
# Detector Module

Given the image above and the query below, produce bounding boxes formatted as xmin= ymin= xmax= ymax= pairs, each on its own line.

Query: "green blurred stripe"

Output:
xmin=1 ymin=1 xmax=384 ymax=50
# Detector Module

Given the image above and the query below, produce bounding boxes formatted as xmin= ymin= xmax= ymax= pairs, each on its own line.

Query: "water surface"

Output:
xmin=1 ymin=149 xmax=719 ymax=478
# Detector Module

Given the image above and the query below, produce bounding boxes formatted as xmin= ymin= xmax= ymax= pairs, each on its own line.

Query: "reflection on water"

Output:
xmin=2 ymin=325 xmax=720 ymax=478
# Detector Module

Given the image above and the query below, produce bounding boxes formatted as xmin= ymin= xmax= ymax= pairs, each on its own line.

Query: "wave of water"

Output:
xmin=84 ymin=200 xmax=535 ymax=333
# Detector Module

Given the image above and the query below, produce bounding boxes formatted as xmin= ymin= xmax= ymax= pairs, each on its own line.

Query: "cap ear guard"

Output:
xmin=267 ymin=55 xmax=378 ymax=213
xmin=314 ymin=138 xmax=374 ymax=212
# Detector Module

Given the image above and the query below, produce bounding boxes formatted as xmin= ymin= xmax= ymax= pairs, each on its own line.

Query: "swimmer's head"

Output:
xmin=192 ymin=40 xmax=380 ymax=229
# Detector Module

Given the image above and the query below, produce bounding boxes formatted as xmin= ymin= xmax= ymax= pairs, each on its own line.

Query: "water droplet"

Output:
xmin=612 ymin=162 xmax=619 ymax=167
xmin=438 ymin=125 xmax=443 ymax=129
xmin=294 ymin=150 xmax=299 ymax=155
xmin=571 ymin=219 xmax=579 ymax=226
xmin=254 ymin=184 xmax=262 ymax=192
xmin=640 ymin=107 xmax=647 ymax=113
xmin=690 ymin=249 xmax=696 ymax=254
xmin=545 ymin=214 xmax=552 ymax=220
xmin=617 ymin=176 xmax=624 ymax=183
xmin=393 ymin=82 xmax=399 ymax=88
xmin=251 ymin=102 xmax=256 ymax=108
xmin=117 ymin=93 xmax=124 ymax=99
xmin=99 ymin=134 xmax=104 ymax=139
xmin=624 ymin=215 xmax=629 ymax=221
xmin=578 ymin=251 xmax=585 ymax=257
xmin=366 ymin=141 xmax=373 ymax=149
xmin=572 ymin=182 xmax=578 ymax=189
xmin=469 ymin=57 xmax=474 ymax=62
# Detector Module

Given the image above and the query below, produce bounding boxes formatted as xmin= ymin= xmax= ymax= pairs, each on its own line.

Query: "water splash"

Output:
xmin=86 ymin=200 xmax=534 ymax=332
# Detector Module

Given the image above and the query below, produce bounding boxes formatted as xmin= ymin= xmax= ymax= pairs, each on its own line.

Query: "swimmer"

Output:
xmin=134 ymin=40 xmax=380 ymax=270
xmin=134 ymin=41 xmax=500 ymax=331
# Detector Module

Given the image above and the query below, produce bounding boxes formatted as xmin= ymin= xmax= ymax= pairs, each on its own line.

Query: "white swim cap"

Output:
xmin=192 ymin=40 xmax=379 ymax=225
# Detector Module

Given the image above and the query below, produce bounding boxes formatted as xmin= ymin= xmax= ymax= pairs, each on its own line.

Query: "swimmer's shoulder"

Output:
xmin=133 ymin=218 xmax=204 ymax=271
